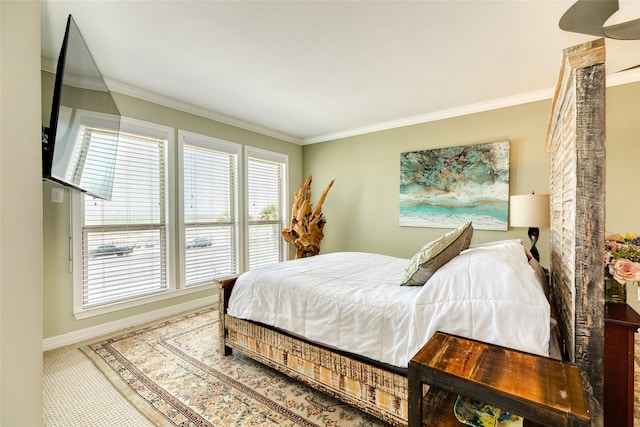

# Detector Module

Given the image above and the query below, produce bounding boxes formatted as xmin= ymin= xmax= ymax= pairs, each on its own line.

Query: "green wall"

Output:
xmin=42 ymin=67 xmax=640 ymax=339
xmin=303 ymin=81 xmax=640 ymax=310
xmin=303 ymin=99 xmax=552 ymax=262
xmin=41 ymin=71 xmax=303 ymax=340
xmin=605 ymin=81 xmax=640 ymax=314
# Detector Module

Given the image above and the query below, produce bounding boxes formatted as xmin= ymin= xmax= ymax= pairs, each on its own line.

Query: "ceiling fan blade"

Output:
xmin=603 ymin=18 xmax=640 ymax=39
xmin=559 ymin=0 xmax=619 ymax=37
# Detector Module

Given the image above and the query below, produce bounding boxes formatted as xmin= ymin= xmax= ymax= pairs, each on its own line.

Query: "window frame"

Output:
xmin=243 ymin=146 xmax=289 ymax=271
xmin=71 ymin=117 xmax=181 ymax=319
xmin=177 ymin=130 xmax=242 ymax=287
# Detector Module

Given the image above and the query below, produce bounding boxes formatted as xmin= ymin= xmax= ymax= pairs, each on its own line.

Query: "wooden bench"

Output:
xmin=408 ymin=332 xmax=590 ymax=427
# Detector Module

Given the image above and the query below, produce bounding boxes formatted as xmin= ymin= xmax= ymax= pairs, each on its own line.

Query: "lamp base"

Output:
xmin=528 ymin=227 xmax=540 ymax=262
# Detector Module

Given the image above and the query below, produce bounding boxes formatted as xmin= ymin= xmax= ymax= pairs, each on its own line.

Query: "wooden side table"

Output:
xmin=604 ymin=302 xmax=640 ymax=427
xmin=408 ymin=332 xmax=590 ymax=427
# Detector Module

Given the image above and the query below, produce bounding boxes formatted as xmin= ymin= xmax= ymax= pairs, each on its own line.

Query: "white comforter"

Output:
xmin=227 ymin=239 xmax=550 ymax=368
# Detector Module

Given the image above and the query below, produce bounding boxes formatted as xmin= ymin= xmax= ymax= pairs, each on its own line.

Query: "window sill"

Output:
xmin=73 ymin=282 xmax=216 ymax=320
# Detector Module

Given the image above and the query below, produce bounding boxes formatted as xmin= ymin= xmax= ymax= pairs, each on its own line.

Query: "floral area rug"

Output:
xmin=81 ymin=307 xmax=388 ymax=427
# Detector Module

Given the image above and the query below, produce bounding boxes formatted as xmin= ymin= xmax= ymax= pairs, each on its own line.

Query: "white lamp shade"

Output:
xmin=510 ymin=194 xmax=550 ymax=228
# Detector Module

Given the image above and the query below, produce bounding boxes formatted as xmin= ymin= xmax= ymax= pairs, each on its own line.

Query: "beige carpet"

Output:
xmin=43 ymin=336 xmax=155 ymax=426
xmin=79 ymin=307 xmax=389 ymax=427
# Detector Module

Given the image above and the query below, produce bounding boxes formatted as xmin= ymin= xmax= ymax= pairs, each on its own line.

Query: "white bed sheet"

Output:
xmin=227 ymin=239 xmax=550 ymax=368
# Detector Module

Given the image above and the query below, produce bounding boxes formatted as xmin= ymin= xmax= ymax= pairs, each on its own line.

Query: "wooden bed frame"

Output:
xmin=218 ymin=39 xmax=606 ymax=427
xmin=218 ymin=276 xmax=409 ymax=426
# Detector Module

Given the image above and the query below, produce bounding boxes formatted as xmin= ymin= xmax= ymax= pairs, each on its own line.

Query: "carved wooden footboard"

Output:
xmin=218 ymin=276 xmax=409 ymax=427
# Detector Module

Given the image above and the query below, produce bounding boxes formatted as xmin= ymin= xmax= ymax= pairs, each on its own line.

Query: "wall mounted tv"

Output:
xmin=43 ymin=14 xmax=121 ymax=201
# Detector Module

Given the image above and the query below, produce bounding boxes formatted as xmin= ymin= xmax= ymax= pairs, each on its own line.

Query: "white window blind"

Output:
xmin=66 ymin=125 xmax=118 ymax=199
xmin=81 ymin=128 xmax=168 ymax=308
xmin=51 ymin=108 xmax=120 ymax=200
xmin=181 ymin=133 xmax=239 ymax=285
xmin=247 ymin=150 xmax=287 ymax=269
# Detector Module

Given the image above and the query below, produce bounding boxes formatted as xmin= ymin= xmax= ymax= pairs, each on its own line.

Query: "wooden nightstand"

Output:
xmin=408 ymin=332 xmax=590 ymax=427
xmin=604 ymin=302 xmax=640 ymax=427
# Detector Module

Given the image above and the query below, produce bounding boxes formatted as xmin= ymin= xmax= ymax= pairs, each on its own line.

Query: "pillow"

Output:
xmin=401 ymin=221 xmax=473 ymax=286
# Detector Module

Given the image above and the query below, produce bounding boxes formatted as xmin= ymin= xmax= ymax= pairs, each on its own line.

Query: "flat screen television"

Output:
xmin=42 ymin=15 xmax=121 ymax=201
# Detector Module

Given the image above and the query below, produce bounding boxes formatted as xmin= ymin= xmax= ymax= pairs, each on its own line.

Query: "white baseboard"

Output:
xmin=42 ymin=295 xmax=217 ymax=351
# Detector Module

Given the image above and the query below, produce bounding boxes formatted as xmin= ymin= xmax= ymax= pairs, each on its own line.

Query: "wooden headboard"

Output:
xmin=546 ymin=38 xmax=606 ymax=426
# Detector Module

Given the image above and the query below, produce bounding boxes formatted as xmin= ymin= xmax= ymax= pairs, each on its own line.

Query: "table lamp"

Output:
xmin=510 ymin=193 xmax=550 ymax=262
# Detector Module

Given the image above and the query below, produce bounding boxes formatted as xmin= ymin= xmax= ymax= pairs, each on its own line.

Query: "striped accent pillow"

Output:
xmin=401 ymin=222 xmax=473 ymax=286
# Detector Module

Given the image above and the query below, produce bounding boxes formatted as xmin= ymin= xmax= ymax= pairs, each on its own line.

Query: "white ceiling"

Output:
xmin=40 ymin=1 xmax=640 ymax=145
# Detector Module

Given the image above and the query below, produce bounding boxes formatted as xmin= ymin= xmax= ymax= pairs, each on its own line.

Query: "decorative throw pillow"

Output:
xmin=401 ymin=221 xmax=473 ymax=286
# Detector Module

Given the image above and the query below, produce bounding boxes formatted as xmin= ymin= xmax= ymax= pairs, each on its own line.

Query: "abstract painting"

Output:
xmin=399 ymin=141 xmax=509 ymax=230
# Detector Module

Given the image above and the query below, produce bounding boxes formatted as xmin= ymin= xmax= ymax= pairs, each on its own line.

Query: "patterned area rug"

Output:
xmin=81 ymin=308 xmax=389 ymax=427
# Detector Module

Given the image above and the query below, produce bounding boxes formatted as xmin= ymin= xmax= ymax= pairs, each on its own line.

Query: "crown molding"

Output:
xmin=42 ymin=56 xmax=640 ymax=147
xmin=608 ymin=65 xmax=640 ymax=86
xmin=41 ymin=56 xmax=56 ymax=73
xmin=302 ymin=67 xmax=640 ymax=145
xmin=302 ymin=88 xmax=555 ymax=145
xmin=41 ymin=57 xmax=302 ymax=145
xmin=104 ymin=79 xmax=302 ymax=145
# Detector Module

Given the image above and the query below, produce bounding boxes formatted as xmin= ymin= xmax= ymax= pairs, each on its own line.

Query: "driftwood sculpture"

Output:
xmin=282 ymin=176 xmax=334 ymax=258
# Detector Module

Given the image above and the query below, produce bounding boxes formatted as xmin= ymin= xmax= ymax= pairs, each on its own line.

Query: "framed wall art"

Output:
xmin=399 ymin=140 xmax=509 ymax=231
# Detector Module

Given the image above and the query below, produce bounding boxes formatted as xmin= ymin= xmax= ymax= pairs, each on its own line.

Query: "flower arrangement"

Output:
xmin=605 ymin=232 xmax=640 ymax=302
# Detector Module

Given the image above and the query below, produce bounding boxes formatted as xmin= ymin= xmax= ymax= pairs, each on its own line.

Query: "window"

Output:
xmin=246 ymin=147 xmax=288 ymax=269
xmin=71 ymin=122 xmax=290 ymax=317
xmin=73 ymin=119 xmax=173 ymax=315
xmin=179 ymin=131 xmax=240 ymax=286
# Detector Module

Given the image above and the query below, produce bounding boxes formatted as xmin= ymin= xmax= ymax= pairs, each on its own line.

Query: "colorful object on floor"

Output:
xmin=454 ymin=395 xmax=523 ymax=427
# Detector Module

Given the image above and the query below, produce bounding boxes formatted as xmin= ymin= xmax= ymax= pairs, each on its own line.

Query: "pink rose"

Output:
xmin=610 ymin=258 xmax=640 ymax=284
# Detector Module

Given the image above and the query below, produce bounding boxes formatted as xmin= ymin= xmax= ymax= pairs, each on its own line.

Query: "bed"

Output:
xmin=218 ymin=39 xmax=606 ymax=427
xmin=220 ymin=238 xmax=551 ymax=425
